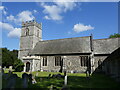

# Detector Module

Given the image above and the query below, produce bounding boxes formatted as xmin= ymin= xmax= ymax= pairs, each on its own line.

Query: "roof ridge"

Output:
xmin=39 ymin=36 xmax=91 ymax=42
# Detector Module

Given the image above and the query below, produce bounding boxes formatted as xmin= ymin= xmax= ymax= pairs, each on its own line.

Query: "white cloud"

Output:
xmin=55 ymin=2 xmax=76 ymax=12
xmin=0 ymin=22 xmax=14 ymax=31
xmin=44 ymin=15 xmax=51 ymax=20
xmin=0 ymin=6 xmax=7 ymax=15
xmin=17 ymin=10 xmax=35 ymax=22
xmin=73 ymin=23 xmax=94 ymax=33
xmin=41 ymin=2 xmax=77 ymax=21
xmin=33 ymin=10 xmax=38 ymax=13
xmin=0 ymin=22 xmax=21 ymax=38
xmin=6 ymin=15 xmax=16 ymax=22
xmin=7 ymin=28 xmax=21 ymax=38
xmin=0 ymin=6 xmax=4 ymax=10
xmin=7 ymin=10 xmax=35 ymax=24
xmin=43 ymin=5 xmax=62 ymax=20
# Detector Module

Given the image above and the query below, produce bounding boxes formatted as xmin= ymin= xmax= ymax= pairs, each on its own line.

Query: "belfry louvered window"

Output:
xmin=55 ymin=56 xmax=61 ymax=66
xmin=26 ymin=28 xmax=29 ymax=36
xmin=43 ymin=56 xmax=47 ymax=66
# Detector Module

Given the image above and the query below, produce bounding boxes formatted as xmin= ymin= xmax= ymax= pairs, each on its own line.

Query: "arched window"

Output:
xmin=26 ymin=62 xmax=30 ymax=72
xmin=26 ymin=28 xmax=29 ymax=36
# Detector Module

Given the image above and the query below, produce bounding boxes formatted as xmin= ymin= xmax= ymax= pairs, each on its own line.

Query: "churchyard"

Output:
xmin=1 ymin=67 xmax=120 ymax=89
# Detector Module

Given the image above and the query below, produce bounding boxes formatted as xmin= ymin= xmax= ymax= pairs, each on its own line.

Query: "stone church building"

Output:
xmin=18 ymin=20 xmax=119 ymax=75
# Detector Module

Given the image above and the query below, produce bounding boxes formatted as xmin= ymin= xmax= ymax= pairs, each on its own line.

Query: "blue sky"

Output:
xmin=1 ymin=2 xmax=118 ymax=50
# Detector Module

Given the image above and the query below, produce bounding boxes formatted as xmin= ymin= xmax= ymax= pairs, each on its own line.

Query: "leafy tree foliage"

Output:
xmin=2 ymin=48 xmax=24 ymax=71
xmin=109 ymin=33 xmax=120 ymax=38
xmin=14 ymin=58 xmax=24 ymax=72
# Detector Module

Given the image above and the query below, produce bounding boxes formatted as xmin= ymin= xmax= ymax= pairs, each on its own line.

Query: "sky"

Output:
xmin=1 ymin=2 xmax=118 ymax=50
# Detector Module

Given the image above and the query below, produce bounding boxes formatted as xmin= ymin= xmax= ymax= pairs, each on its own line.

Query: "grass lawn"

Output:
xmin=2 ymin=70 xmax=120 ymax=89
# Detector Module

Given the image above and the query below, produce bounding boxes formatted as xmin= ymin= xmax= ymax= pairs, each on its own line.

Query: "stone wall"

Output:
xmin=40 ymin=55 xmax=89 ymax=73
xmin=94 ymin=48 xmax=120 ymax=82
xmin=33 ymin=59 xmax=41 ymax=71
xmin=94 ymin=56 xmax=108 ymax=72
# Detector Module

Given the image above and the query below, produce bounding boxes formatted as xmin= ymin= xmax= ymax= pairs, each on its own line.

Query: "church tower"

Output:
xmin=18 ymin=20 xmax=42 ymax=60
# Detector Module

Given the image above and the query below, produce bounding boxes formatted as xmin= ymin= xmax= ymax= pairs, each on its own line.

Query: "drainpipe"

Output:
xmin=90 ymin=34 xmax=95 ymax=73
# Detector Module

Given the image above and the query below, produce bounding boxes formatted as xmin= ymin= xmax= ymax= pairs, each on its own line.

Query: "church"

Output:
xmin=18 ymin=20 xmax=119 ymax=74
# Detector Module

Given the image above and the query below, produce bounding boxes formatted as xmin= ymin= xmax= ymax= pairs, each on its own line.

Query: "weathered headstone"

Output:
xmin=50 ymin=85 xmax=53 ymax=90
xmin=6 ymin=74 xmax=18 ymax=88
xmin=40 ymin=78 xmax=43 ymax=81
xmin=0 ymin=66 xmax=2 ymax=72
xmin=28 ymin=74 xmax=32 ymax=85
xmin=64 ymin=71 xmax=66 ymax=76
xmin=48 ymin=74 xmax=51 ymax=79
xmin=64 ymin=75 xmax=67 ymax=86
xmin=36 ymin=72 xmax=38 ymax=77
xmin=8 ymin=70 xmax=13 ymax=74
xmin=71 ymin=70 xmax=74 ymax=73
xmin=32 ymin=76 xmax=37 ymax=84
xmin=9 ymin=66 xmax=12 ymax=71
xmin=22 ymin=73 xmax=29 ymax=88
xmin=1 ymin=67 xmax=4 ymax=74
xmin=4 ymin=66 xmax=6 ymax=69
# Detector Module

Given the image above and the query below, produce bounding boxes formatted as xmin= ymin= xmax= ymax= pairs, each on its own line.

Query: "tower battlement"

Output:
xmin=22 ymin=20 xmax=42 ymax=29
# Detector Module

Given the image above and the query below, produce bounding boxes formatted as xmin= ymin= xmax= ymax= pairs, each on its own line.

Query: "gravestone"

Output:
xmin=6 ymin=74 xmax=18 ymax=88
xmin=9 ymin=66 xmax=13 ymax=71
xmin=48 ymin=74 xmax=51 ymax=79
xmin=22 ymin=73 xmax=29 ymax=88
xmin=4 ymin=66 xmax=6 ymax=69
xmin=28 ymin=74 xmax=32 ymax=85
xmin=50 ymin=85 xmax=53 ymax=90
xmin=64 ymin=71 xmax=66 ymax=76
xmin=3 ymin=66 xmax=6 ymax=71
xmin=36 ymin=72 xmax=38 ymax=77
xmin=40 ymin=78 xmax=43 ymax=81
xmin=32 ymin=76 xmax=37 ymax=84
xmin=71 ymin=70 xmax=74 ymax=73
xmin=64 ymin=75 xmax=67 ymax=86
xmin=8 ymin=70 xmax=13 ymax=74
xmin=0 ymin=66 xmax=1 ymax=72
xmin=1 ymin=68 xmax=4 ymax=74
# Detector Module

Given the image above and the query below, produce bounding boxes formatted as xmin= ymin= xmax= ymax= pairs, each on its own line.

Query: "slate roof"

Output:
xmin=29 ymin=36 xmax=92 ymax=55
xmin=93 ymin=38 xmax=119 ymax=54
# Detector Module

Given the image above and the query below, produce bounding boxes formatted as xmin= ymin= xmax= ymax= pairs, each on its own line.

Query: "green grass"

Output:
xmin=2 ymin=70 xmax=120 ymax=89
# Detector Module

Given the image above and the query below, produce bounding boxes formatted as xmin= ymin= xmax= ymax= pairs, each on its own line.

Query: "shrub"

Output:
xmin=14 ymin=59 xmax=24 ymax=72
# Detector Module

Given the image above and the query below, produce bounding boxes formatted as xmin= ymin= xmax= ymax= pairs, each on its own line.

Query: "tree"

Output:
xmin=2 ymin=48 xmax=14 ymax=67
xmin=14 ymin=58 xmax=24 ymax=72
xmin=2 ymin=48 xmax=24 ymax=71
xmin=109 ymin=33 xmax=120 ymax=38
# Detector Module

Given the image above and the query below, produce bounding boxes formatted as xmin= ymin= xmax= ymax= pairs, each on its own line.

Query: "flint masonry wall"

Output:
xmin=40 ymin=55 xmax=89 ymax=73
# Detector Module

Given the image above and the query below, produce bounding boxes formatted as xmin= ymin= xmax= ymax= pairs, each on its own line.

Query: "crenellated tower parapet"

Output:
xmin=22 ymin=20 xmax=42 ymax=30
